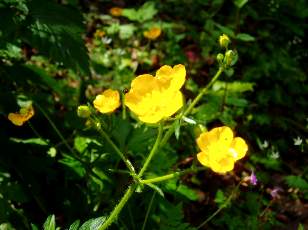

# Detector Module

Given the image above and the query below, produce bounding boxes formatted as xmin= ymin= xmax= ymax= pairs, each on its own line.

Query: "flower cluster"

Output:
xmin=143 ymin=27 xmax=161 ymax=40
xmin=125 ymin=64 xmax=185 ymax=123
xmin=196 ymin=126 xmax=248 ymax=173
xmin=8 ymin=105 xmax=35 ymax=126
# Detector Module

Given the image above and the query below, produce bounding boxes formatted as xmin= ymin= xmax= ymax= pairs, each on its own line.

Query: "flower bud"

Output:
xmin=77 ymin=105 xmax=91 ymax=118
xmin=216 ymin=53 xmax=224 ymax=65
xmin=225 ymin=50 xmax=234 ymax=66
xmin=219 ymin=34 xmax=230 ymax=49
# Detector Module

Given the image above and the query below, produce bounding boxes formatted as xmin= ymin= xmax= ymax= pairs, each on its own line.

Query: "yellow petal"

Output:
xmin=210 ymin=156 xmax=235 ymax=173
xmin=216 ymin=126 xmax=233 ymax=145
xmin=8 ymin=113 xmax=27 ymax=126
xmin=197 ymin=151 xmax=210 ymax=167
xmin=93 ymin=89 xmax=120 ymax=113
xmin=131 ymin=74 xmax=158 ymax=95
xmin=229 ymin=137 xmax=248 ymax=160
xmin=163 ymin=91 xmax=183 ymax=117
xmin=156 ymin=64 xmax=186 ymax=91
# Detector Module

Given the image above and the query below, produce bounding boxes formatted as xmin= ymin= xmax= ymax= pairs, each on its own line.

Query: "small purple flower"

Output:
xmin=250 ymin=171 xmax=258 ymax=186
xmin=270 ymin=187 xmax=282 ymax=199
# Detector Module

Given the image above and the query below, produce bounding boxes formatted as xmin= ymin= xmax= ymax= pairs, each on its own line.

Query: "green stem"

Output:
xmin=98 ymin=184 xmax=137 ymax=230
xmin=95 ymin=123 xmax=136 ymax=176
xmin=197 ymin=181 xmax=241 ymax=229
xmin=183 ymin=67 xmax=223 ymax=117
xmin=138 ymin=123 xmax=163 ymax=177
xmin=160 ymin=67 xmax=224 ymax=146
xmin=141 ymin=167 xmax=205 ymax=184
xmin=35 ymin=102 xmax=75 ymax=154
xmin=122 ymin=92 xmax=126 ymax=120
xmin=141 ymin=191 xmax=156 ymax=230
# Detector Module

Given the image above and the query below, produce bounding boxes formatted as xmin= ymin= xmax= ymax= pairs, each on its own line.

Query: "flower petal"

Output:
xmin=210 ymin=156 xmax=235 ymax=173
xmin=229 ymin=137 xmax=248 ymax=160
xmin=156 ymin=64 xmax=186 ymax=91
xmin=8 ymin=113 xmax=26 ymax=126
xmin=163 ymin=91 xmax=183 ymax=117
xmin=93 ymin=89 xmax=120 ymax=113
xmin=197 ymin=152 xmax=210 ymax=167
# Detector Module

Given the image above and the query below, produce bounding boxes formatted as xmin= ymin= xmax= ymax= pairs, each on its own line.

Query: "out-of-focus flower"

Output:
xmin=196 ymin=126 xmax=248 ymax=173
xmin=250 ymin=171 xmax=258 ymax=186
xmin=93 ymin=89 xmax=121 ymax=114
xmin=219 ymin=34 xmax=230 ymax=49
xmin=259 ymin=140 xmax=269 ymax=149
xmin=293 ymin=136 xmax=302 ymax=146
xmin=125 ymin=64 xmax=185 ymax=123
xmin=109 ymin=7 xmax=123 ymax=17
xmin=143 ymin=27 xmax=161 ymax=40
xmin=270 ymin=187 xmax=282 ymax=199
xmin=8 ymin=105 xmax=35 ymax=126
xmin=94 ymin=30 xmax=105 ymax=38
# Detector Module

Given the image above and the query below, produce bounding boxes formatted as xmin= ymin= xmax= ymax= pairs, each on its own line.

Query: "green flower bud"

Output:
xmin=77 ymin=105 xmax=91 ymax=118
xmin=217 ymin=53 xmax=224 ymax=65
xmin=225 ymin=50 xmax=234 ymax=66
xmin=219 ymin=34 xmax=230 ymax=49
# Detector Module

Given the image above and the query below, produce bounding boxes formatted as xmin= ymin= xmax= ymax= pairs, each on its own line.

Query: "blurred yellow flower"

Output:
xmin=109 ymin=7 xmax=123 ymax=17
xmin=94 ymin=30 xmax=105 ymax=38
xmin=143 ymin=27 xmax=161 ymax=40
xmin=93 ymin=89 xmax=121 ymax=114
xmin=8 ymin=105 xmax=35 ymax=126
xmin=125 ymin=64 xmax=185 ymax=123
xmin=219 ymin=34 xmax=230 ymax=48
xmin=196 ymin=126 xmax=248 ymax=173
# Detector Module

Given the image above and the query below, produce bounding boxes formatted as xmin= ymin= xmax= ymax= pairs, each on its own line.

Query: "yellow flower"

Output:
xmin=8 ymin=105 xmax=35 ymax=126
xmin=93 ymin=89 xmax=121 ymax=114
xmin=143 ymin=27 xmax=161 ymax=40
xmin=109 ymin=7 xmax=123 ymax=17
xmin=94 ymin=30 xmax=105 ymax=38
xmin=196 ymin=126 xmax=248 ymax=173
xmin=219 ymin=34 xmax=230 ymax=48
xmin=125 ymin=64 xmax=186 ymax=123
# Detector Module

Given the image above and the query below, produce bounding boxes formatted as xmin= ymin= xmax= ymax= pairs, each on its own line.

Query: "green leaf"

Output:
xmin=285 ymin=175 xmax=308 ymax=190
xmin=9 ymin=137 xmax=48 ymax=146
xmin=79 ymin=217 xmax=106 ymax=230
xmin=146 ymin=183 xmax=165 ymax=197
xmin=43 ymin=215 xmax=56 ymax=230
xmin=119 ymin=24 xmax=136 ymax=40
xmin=69 ymin=220 xmax=80 ymax=230
xmin=122 ymin=2 xmax=157 ymax=23
xmin=233 ymin=0 xmax=248 ymax=8
xmin=164 ymin=179 xmax=198 ymax=201
xmin=236 ymin=33 xmax=255 ymax=42
xmin=214 ymin=189 xmax=226 ymax=208
xmin=26 ymin=0 xmax=89 ymax=74
xmin=215 ymin=24 xmax=235 ymax=37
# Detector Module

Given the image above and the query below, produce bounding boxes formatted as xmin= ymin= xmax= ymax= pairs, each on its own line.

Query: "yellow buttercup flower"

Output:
xmin=109 ymin=7 xmax=123 ymax=17
xmin=125 ymin=64 xmax=186 ymax=123
xmin=8 ymin=105 xmax=35 ymax=126
xmin=93 ymin=89 xmax=121 ymax=114
xmin=143 ymin=27 xmax=161 ymax=40
xmin=196 ymin=126 xmax=248 ymax=173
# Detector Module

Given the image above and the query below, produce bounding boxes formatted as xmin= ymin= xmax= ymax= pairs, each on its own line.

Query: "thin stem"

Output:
xmin=122 ymin=92 xmax=126 ymax=120
xmin=160 ymin=67 xmax=224 ymax=147
xmin=98 ymin=184 xmax=137 ymax=230
xmin=183 ymin=67 xmax=224 ymax=117
xmin=35 ymin=103 xmax=75 ymax=154
xmin=138 ymin=123 xmax=163 ymax=177
xmin=197 ymin=181 xmax=241 ymax=229
xmin=141 ymin=167 xmax=205 ymax=184
xmin=141 ymin=191 xmax=156 ymax=230
xmin=95 ymin=122 xmax=136 ymax=176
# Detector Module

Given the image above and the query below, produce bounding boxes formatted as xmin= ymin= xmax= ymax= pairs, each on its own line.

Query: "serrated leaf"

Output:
xmin=214 ymin=189 xmax=226 ymax=208
xmin=285 ymin=175 xmax=308 ymax=190
xmin=79 ymin=217 xmax=106 ymax=230
xmin=43 ymin=215 xmax=56 ymax=230
xmin=122 ymin=2 xmax=157 ymax=23
xmin=165 ymin=179 xmax=198 ymax=201
xmin=119 ymin=24 xmax=136 ymax=40
xmin=236 ymin=33 xmax=255 ymax=42
xmin=26 ymin=0 xmax=89 ymax=74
